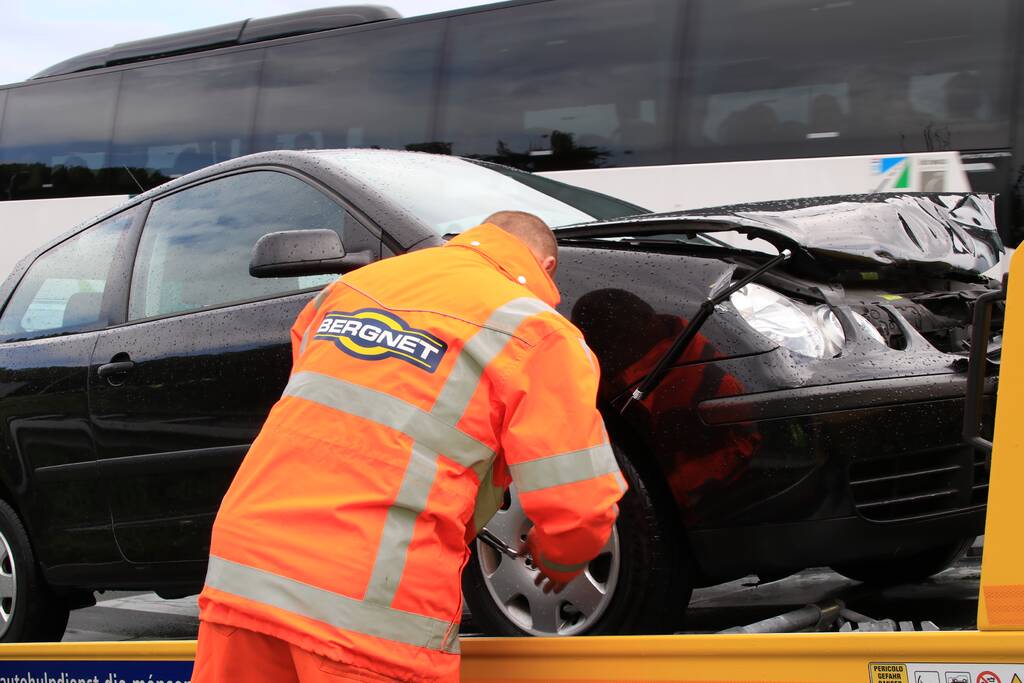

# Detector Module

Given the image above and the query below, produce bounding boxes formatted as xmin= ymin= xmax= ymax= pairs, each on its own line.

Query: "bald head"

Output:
xmin=484 ymin=210 xmax=559 ymax=275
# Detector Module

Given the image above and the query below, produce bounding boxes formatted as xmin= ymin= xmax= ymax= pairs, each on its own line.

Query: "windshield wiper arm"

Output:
xmin=620 ymin=248 xmax=793 ymax=414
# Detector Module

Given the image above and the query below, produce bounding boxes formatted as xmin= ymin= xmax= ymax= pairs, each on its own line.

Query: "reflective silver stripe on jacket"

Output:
xmin=299 ymin=287 xmax=333 ymax=355
xmin=363 ymin=297 xmax=553 ymax=605
xmin=430 ymin=297 xmax=554 ymax=425
xmin=205 ymin=555 xmax=459 ymax=654
xmin=284 ymin=371 xmax=493 ymax=469
xmin=509 ymin=443 xmax=620 ymax=493
xmin=362 ymin=441 xmax=439 ymax=605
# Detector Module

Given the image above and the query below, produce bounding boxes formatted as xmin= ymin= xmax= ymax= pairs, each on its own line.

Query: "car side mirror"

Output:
xmin=249 ymin=229 xmax=373 ymax=278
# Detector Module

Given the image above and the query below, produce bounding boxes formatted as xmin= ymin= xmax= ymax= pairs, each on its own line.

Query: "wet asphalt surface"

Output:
xmin=62 ymin=554 xmax=982 ymax=641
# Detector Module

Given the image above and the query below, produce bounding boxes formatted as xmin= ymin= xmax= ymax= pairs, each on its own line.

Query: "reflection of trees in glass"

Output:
xmin=922 ymin=122 xmax=953 ymax=152
xmin=0 ymin=163 xmax=171 ymax=200
xmin=405 ymin=132 xmax=609 ymax=172
xmin=0 ymin=130 xmax=607 ymax=201
xmin=405 ymin=142 xmax=452 ymax=155
xmin=475 ymin=130 xmax=609 ymax=172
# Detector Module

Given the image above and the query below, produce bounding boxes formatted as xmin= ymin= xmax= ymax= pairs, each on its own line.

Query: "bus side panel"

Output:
xmin=541 ymin=151 xmax=969 ymax=214
xmin=0 ymin=197 xmax=129 ymax=280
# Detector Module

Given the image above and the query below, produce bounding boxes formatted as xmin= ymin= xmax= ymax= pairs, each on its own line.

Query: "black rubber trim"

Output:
xmin=963 ymin=278 xmax=1006 ymax=452
xmin=34 ymin=444 xmax=249 ymax=482
xmin=699 ymin=373 xmax=998 ymax=425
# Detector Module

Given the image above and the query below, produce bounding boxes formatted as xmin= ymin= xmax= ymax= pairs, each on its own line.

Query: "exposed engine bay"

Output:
xmin=556 ymin=192 xmax=1006 ymax=358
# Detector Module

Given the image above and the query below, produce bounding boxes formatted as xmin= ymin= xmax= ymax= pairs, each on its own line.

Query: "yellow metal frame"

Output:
xmin=460 ymin=632 xmax=1024 ymax=681
xmin=978 ymin=252 xmax=1024 ymax=633
xmin=1 ymin=257 xmax=1023 ymax=681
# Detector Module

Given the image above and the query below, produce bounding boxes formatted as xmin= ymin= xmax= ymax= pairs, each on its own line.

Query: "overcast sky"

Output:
xmin=1 ymin=0 xmax=481 ymax=86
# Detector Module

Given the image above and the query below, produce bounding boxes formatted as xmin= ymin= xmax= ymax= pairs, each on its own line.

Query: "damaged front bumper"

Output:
xmin=688 ymin=372 xmax=994 ymax=583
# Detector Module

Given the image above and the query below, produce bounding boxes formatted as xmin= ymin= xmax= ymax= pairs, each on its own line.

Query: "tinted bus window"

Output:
xmin=0 ymin=90 xmax=6 ymax=200
xmin=682 ymin=0 xmax=1013 ymax=162
xmin=110 ymin=52 xmax=262 ymax=193
xmin=254 ymin=21 xmax=443 ymax=153
xmin=440 ymin=0 xmax=680 ymax=172
xmin=0 ymin=74 xmax=119 ymax=200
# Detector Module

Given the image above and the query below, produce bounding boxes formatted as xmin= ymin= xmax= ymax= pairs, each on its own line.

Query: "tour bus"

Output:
xmin=1 ymin=0 xmax=1020 ymax=278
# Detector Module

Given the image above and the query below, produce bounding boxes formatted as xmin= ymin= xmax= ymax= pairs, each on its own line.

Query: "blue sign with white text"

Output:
xmin=0 ymin=661 xmax=193 ymax=683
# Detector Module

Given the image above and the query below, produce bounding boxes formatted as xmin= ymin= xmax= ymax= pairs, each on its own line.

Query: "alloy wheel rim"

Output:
xmin=475 ymin=486 xmax=620 ymax=636
xmin=0 ymin=531 xmax=17 ymax=636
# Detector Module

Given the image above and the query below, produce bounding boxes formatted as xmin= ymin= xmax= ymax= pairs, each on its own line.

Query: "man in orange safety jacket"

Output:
xmin=192 ymin=211 xmax=626 ymax=682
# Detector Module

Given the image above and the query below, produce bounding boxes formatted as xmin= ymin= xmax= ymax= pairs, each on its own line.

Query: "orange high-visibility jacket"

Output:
xmin=198 ymin=223 xmax=626 ymax=682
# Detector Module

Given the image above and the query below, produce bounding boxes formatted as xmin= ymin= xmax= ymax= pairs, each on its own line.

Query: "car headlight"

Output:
xmin=851 ymin=311 xmax=886 ymax=344
xmin=814 ymin=306 xmax=846 ymax=356
xmin=730 ymin=283 xmax=842 ymax=358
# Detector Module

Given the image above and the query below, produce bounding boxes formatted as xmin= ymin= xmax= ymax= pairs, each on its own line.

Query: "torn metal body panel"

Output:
xmin=558 ymin=193 xmax=1004 ymax=278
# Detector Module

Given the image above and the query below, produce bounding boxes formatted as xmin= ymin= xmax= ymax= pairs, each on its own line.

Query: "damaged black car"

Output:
xmin=0 ymin=150 xmax=1000 ymax=641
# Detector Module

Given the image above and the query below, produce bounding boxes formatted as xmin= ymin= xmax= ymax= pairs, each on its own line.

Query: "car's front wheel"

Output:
xmin=0 ymin=500 xmax=70 ymax=642
xmin=462 ymin=449 xmax=691 ymax=636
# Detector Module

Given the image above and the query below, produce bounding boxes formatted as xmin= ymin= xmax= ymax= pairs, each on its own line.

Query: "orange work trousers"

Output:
xmin=192 ymin=621 xmax=401 ymax=682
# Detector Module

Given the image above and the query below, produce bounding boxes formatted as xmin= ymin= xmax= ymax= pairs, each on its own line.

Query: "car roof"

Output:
xmin=13 ymin=148 xmax=458 ymax=261
xmin=0 ymin=149 xmax=452 ymax=305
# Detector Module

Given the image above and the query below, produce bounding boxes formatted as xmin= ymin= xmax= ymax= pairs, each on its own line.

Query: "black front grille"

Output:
xmin=849 ymin=444 xmax=989 ymax=522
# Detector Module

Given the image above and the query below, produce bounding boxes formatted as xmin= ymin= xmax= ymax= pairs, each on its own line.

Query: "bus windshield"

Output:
xmin=318 ymin=151 xmax=649 ymax=235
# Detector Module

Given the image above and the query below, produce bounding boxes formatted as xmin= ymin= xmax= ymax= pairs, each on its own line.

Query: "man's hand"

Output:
xmin=533 ymin=570 xmax=568 ymax=594
xmin=523 ymin=529 xmax=571 ymax=594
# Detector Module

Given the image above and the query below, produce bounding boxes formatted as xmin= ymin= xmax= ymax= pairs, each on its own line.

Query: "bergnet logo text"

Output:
xmin=314 ymin=309 xmax=448 ymax=372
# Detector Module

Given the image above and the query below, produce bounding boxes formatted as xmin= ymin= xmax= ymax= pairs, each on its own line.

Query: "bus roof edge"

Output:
xmin=30 ymin=5 xmax=401 ymax=81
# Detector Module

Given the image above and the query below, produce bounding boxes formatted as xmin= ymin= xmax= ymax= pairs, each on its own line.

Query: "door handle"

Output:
xmin=97 ymin=360 xmax=135 ymax=380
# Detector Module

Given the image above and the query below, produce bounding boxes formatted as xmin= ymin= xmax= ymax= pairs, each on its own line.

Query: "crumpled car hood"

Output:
xmin=558 ymin=193 xmax=1003 ymax=277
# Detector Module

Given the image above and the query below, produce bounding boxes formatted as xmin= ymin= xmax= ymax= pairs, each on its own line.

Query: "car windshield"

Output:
xmin=317 ymin=151 xmax=648 ymax=234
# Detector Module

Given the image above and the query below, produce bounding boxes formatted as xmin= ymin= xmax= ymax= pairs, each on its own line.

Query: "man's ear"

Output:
xmin=541 ymin=255 xmax=557 ymax=275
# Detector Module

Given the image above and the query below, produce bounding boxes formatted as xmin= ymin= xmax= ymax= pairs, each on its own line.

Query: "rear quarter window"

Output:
xmin=0 ymin=210 xmax=134 ymax=341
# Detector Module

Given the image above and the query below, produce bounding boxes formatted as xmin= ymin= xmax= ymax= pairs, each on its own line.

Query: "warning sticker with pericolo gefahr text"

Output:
xmin=870 ymin=663 xmax=1024 ymax=683
xmin=871 ymin=663 xmax=909 ymax=683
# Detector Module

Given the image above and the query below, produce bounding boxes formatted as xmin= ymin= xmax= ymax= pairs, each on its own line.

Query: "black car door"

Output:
xmin=88 ymin=169 xmax=382 ymax=565
xmin=0 ymin=208 xmax=137 ymax=573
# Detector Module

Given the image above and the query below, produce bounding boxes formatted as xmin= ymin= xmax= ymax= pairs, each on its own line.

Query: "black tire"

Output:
xmin=0 ymin=499 xmax=70 ymax=642
xmin=463 ymin=447 xmax=692 ymax=636
xmin=831 ymin=537 xmax=974 ymax=585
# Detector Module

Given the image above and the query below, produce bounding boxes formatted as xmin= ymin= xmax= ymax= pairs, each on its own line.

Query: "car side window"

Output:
xmin=128 ymin=170 xmax=377 ymax=320
xmin=0 ymin=210 xmax=135 ymax=341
